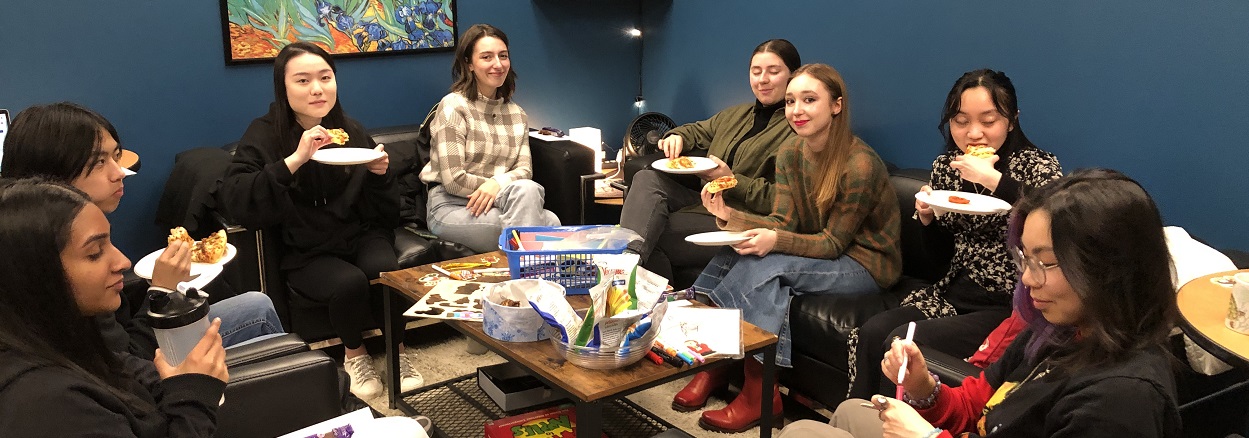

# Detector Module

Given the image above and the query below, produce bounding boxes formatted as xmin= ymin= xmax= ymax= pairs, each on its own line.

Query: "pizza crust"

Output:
xmin=706 ymin=175 xmax=738 ymax=193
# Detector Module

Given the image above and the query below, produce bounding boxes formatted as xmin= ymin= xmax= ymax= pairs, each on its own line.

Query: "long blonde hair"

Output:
xmin=792 ymin=63 xmax=855 ymax=216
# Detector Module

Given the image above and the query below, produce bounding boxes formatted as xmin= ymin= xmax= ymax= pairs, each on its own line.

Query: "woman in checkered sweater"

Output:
xmin=419 ymin=24 xmax=559 ymax=252
xmin=689 ymin=64 xmax=902 ymax=433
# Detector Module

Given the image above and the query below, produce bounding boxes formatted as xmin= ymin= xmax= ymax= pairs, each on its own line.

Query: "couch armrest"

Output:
xmin=919 ymin=345 xmax=982 ymax=387
xmin=224 ymin=333 xmax=310 ymax=368
xmin=216 ymin=350 xmax=344 ymax=438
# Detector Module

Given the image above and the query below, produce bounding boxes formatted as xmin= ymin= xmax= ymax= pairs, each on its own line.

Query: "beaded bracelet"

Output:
xmin=902 ymin=372 xmax=941 ymax=409
xmin=922 ymin=427 xmax=943 ymax=438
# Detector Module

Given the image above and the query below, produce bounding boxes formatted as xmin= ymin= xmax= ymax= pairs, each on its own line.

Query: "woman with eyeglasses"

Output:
xmin=848 ymin=69 xmax=1062 ymax=400
xmin=778 ymin=168 xmax=1182 ymax=438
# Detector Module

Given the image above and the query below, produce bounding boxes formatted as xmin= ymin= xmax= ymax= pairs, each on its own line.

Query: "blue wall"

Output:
xmin=1 ymin=0 xmax=641 ymax=256
xmin=642 ymin=1 xmax=1249 ymax=251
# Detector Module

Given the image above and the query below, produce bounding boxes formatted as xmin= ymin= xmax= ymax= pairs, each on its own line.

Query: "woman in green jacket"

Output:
xmin=620 ymin=39 xmax=800 ymax=283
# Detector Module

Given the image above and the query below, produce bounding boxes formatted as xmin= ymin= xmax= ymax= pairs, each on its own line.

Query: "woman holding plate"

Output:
xmin=620 ymin=39 xmax=800 ymax=283
xmin=419 ymin=23 xmax=559 ymax=253
xmin=1 ymin=102 xmax=282 ymax=358
xmin=691 ymin=64 xmax=902 ymax=433
xmin=0 ymin=179 xmax=228 ymax=436
xmin=848 ymin=69 xmax=1062 ymax=400
xmin=219 ymin=42 xmax=420 ymax=399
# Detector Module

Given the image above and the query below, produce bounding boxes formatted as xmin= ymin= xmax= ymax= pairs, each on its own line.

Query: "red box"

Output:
xmin=483 ymin=405 xmax=607 ymax=438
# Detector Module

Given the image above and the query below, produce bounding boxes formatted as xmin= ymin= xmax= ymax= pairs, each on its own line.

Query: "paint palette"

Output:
xmin=403 ymin=280 xmax=490 ymax=321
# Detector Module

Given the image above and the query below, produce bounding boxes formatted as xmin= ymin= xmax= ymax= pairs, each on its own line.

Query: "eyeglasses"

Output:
xmin=1011 ymin=246 xmax=1060 ymax=286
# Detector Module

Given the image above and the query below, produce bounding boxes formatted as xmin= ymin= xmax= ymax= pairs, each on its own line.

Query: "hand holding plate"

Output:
xmin=366 ymin=144 xmax=389 ymax=175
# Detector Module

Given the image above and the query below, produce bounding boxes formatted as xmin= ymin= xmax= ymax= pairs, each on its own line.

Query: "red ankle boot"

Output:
xmin=698 ymin=359 xmax=783 ymax=433
xmin=672 ymin=365 xmax=732 ymax=411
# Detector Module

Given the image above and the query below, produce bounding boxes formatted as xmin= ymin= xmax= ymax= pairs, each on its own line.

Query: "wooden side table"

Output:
xmin=1177 ymin=270 xmax=1249 ymax=369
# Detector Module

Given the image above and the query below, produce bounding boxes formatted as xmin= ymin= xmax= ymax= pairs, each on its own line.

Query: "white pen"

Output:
xmin=430 ymin=264 xmax=454 ymax=277
xmin=896 ymin=321 xmax=917 ymax=399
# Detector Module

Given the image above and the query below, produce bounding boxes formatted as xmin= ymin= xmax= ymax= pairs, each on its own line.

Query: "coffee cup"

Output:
xmin=1226 ymin=273 xmax=1249 ymax=335
xmin=147 ymin=288 xmax=211 ymax=366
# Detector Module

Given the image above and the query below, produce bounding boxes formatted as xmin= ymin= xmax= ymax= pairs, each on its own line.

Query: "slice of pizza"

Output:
xmin=326 ymin=128 xmax=350 ymax=145
xmin=667 ymin=156 xmax=695 ymax=169
xmin=193 ymin=229 xmax=228 ymax=263
xmin=706 ymin=175 xmax=738 ymax=193
xmin=168 ymin=227 xmax=194 ymax=246
xmin=965 ymin=145 xmax=996 ymax=158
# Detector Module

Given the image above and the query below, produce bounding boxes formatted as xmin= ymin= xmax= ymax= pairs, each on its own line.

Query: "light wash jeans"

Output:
xmin=426 ymin=180 xmax=561 ymax=252
xmin=207 ymin=291 xmax=285 ymax=348
xmin=694 ymin=249 xmax=880 ymax=367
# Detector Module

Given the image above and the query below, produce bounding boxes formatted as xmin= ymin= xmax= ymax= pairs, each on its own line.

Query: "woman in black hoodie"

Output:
xmin=0 ymin=178 xmax=227 ymax=436
xmin=219 ymin=42 xmax=420 ymax=399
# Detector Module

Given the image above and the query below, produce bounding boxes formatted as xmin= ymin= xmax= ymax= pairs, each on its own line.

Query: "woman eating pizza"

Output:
xmin=218 ymin=42 xmax=420 ymax=399
xmin=689 ymin=63 xmax=902 ymax=433
xmin=849 ymin=69 xmax=1063 ymax=400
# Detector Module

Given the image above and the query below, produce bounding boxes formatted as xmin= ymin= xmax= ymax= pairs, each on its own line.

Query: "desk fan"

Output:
xmin=622 ymin=112 xmax=676 ymax=159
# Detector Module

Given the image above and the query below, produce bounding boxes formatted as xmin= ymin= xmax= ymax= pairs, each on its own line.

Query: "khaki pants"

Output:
xmin=776 ymin=399 xmax=884 ymax=438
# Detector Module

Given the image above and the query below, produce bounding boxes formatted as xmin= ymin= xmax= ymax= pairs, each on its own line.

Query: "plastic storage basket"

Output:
xmin=499 ymin=226 xmax=628 ymax=295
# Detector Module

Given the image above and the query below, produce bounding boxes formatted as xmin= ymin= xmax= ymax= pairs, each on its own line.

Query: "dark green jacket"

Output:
xmin=666 ymin=101 xmax=794 ymax=215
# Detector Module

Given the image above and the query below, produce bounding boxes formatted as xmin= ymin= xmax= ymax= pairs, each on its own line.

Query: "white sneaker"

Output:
xmin=398 ymin=353 xmax=425 ymax=393
xmin=344 ymin=355 xmax=382 ymax=399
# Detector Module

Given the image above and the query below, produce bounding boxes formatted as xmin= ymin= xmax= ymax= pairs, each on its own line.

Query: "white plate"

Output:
xmin=133 ymin=243 xmax=237 ymax=280
xmin=653 ymin=156 xmax=717 ymax=174
xmin=685 ymin=231 xmax=751 ymax=246
xmin=311 ymin=147 xmax=384 ymax=165
xmin=916 ymin=190 xmax=1012 ymax=216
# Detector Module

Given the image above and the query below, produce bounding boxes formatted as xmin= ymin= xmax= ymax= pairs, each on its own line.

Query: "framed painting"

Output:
xmin=221 ymin=0 xmax=457 ymax=65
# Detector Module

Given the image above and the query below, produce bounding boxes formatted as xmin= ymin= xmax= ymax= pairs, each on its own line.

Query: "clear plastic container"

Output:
xmin=544 ymin=324 xmax=660 ymax=370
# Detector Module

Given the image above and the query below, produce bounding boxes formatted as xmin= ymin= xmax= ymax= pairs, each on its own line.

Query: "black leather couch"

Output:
xmin=783 ymin=166 xmax=952 ymax=408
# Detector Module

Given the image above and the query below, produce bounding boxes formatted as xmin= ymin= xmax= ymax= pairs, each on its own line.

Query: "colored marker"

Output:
xmin=673 ymin=350 xmax=695 ymax=365
xmin=645 ymin=351 xmax=664 ymax=365
xmin=682 ymin=346 xmax=705 ymax=364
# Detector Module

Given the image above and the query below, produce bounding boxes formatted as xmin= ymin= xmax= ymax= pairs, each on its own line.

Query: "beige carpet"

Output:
xmin=354 ymin=328 xmax=774 ymax=437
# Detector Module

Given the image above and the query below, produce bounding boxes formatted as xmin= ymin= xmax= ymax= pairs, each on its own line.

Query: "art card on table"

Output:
xmin=657 ymin=306 xmax=743 ymax=358
xmin=404 ymin=280 xmax=489 ymax=321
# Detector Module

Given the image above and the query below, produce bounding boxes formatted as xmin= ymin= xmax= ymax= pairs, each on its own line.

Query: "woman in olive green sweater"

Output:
xmin=619 ymin=39 xmax=799 ymax=282
xmin=687 ymin=64 xmax=902 ymax=433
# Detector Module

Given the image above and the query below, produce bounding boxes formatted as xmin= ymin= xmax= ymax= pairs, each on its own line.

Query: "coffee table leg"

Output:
xmin=575 ymin=400 xmax=603 ymax=437
xmin=383 ymin=285 xmax=400 ymax=409
xmin=760 ymin=343 xmax=777 ymax=438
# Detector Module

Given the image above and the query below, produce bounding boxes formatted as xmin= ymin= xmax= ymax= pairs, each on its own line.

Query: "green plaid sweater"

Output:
xmin=721 ymin=137 xmax=902 ymax=288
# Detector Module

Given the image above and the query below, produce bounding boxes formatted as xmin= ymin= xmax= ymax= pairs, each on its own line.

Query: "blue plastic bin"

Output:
xmin=499 ymin=226 xmax=628 ymax=295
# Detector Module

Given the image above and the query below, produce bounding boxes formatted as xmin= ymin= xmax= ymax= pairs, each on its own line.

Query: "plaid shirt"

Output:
xmin=420 ymin=91 xmax=532 ymax=198
xmin=723 ymin=137 xmax=902 ymax=288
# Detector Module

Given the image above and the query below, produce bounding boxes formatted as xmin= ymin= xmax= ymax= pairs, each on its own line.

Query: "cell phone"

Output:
xmin=0 ymin=109 xmax=9 ymax=168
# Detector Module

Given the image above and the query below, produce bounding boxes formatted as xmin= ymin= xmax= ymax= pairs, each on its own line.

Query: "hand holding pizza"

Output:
xmin=700 ymin=176 xmax=737 ymax=221
xmin=285 ymin=125 xmax=334 ymax=173
xmin=950 ymin=153 xmax=1002 ymax=190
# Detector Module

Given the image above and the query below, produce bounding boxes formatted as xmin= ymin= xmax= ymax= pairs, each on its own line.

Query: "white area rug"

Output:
xmin=357 ymin=330 xmax=767 ymax=437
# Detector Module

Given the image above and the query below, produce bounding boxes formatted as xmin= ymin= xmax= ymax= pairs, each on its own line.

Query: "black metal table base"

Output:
xmin=401 ymin=374 xmax=679 ymax=438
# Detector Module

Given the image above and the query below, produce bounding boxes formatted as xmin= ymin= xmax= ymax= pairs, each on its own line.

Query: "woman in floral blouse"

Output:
xmin=849 ymin=69 xmax=1062 ymax=399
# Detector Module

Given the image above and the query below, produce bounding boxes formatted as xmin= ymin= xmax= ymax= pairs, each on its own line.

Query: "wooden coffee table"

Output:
xmin=379 ymin=250 xmax=781 ymax=438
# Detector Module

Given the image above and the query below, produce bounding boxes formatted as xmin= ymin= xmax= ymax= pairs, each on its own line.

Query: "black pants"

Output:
xmin=286 ymin=232 xmax=399 ymax=349
xmin=849 ymin=306 xmax=1011 ymax=399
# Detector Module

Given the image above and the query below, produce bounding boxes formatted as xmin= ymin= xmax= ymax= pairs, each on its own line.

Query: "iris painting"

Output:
xmin=221 ymin=0 xmax=456 ymax=64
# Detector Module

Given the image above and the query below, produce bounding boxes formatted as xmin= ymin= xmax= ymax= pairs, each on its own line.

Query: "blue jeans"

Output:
xmin=207 ymin=292 xmax=284 ymax=348
xmin=694 ymin=249 xmax=880 ymax=367
xmin=426 ymin=180 xmax=561 ymax=252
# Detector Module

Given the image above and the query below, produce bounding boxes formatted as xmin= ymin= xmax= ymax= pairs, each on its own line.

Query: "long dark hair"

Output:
xmin=450 ymin=23 xmax=517 ymax=102
xmin=938 ymin=69 xmax=1036 ymax=162
xmin=1 ymin=102 xmax=119 ymax=181
xmin=271 ymin=42 xmax=349 ymax=155
xmin=752 ymin=39 xmax=801 ymax=73
xmin=0 ymin=178 xmax=151 ymax=409
xmin=1007 ymin=168 xmax=1176 ymax=370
